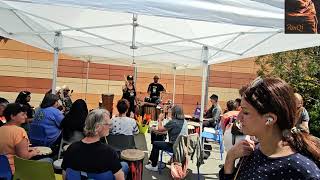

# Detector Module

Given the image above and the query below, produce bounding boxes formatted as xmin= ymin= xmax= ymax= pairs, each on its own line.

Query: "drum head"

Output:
xmin=34 ymin=146 xmax=52 ymax=155
xmin=121 ymin=149 xmax=145 ymax=161
xmin=188 ymin=121 xmax=200 ymax=127
xmin=102 ymin=93 xmax=114 ymax=96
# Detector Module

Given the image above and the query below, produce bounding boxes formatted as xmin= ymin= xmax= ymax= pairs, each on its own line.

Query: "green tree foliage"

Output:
xmin=255 ymin=47 xmax=320 ymax=137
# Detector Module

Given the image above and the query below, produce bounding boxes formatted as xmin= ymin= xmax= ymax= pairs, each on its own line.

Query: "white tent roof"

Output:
xmin=0 ymin=0 xmax=319 ymax=69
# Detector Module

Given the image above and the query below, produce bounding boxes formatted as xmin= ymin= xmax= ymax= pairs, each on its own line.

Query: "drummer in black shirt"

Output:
xmin=147 ymin=75 xmax=166 ymax=104
xmin=122 ymin=75 xmax=137 ymax=117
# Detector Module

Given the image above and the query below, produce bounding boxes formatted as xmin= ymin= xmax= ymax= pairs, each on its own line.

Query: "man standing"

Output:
xmin=203 ymin=94 xmax=221 ymax=128
xmin=147 ymin=75 xmax=166 ymax=104
xmin=61 ymin=85 xmax=73 ymax=113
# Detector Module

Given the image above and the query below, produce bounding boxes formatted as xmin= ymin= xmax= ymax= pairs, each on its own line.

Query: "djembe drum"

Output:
xmin=188 ymin=124 xmax=195 ymax=134
xmin=101 ymin=93 xmax=114 ymax=117
xmin=121 ymin=149 xmax=145 ymax=180
xmin=144 ymin=106 xmax=161 ymax=121
xmin=188 ymin=121 xmax=201 ymax=134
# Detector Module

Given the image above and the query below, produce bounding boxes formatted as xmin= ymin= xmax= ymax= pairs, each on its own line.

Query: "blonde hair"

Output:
xmin=294 ymin=93 xmax=304 ymax=104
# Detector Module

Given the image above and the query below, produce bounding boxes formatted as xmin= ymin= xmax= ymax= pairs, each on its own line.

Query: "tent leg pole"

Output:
xmin=85 ymin=58 xmax=90 ymax=101
xmin=173 ymin=66 xmax=176 ymax=105
xmin=134 ymin=66 xmax=137 ymax=83
xmin=51 ymin=32 xmax=61 ymax=94
xmin=199 ymin=46 xmax=209 ymax=149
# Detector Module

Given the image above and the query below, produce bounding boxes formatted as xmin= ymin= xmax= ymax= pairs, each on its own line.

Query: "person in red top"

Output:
xmin=220 ymin=100 xmax=239 ymax=132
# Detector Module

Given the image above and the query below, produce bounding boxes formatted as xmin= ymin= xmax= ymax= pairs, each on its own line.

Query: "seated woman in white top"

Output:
xmin=110 ymin=99 xmax=139 ymax=136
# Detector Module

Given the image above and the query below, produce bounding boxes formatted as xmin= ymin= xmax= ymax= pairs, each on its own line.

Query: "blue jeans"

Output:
xmin=149 ymin=141 xmax=173 ymax=167
xmin=120 ymin=161 xmax=129 ymax=177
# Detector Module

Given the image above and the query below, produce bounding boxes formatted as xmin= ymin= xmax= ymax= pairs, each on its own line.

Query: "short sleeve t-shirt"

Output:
xmin=164 ymin=119 xmax=187 ymax=143
xmin=111 ymin=116 xmax=139 ymax=135
xmin=32 ymin=107 xmax=64 ymax=145
xmin=0 ymin=125 xmax=29 ymax=174
xmin=61 ymin=141 xmax=122 ymax=174
xmin=147 ymin=83 xmax=165 ymax=97
xmin=219 ymin=148 xmax=320 ymax=180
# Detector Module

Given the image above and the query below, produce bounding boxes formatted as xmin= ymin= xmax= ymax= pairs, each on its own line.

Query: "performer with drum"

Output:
xmin=122 ymin=75 xmax=137 ymax=117
xmin=147 ymin=75 xmax=166 ymax=104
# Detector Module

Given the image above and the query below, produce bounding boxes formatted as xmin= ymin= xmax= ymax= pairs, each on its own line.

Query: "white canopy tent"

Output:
xmin=0 ymin=0 xmax=320 ymax=155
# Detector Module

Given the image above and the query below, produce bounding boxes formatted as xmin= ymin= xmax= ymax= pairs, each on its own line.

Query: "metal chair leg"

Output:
xmin=158 ymin=150 xmax=163 ymax=174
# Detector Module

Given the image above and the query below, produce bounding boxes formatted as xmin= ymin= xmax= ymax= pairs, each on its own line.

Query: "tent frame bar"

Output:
xmin=12 ymin=8 xmax=199 ymax=62
xmin=172 ymin=65 xmax=177 ymax=104
xmin=85 ymin=57 xmax=91 ymax=101
xmin=13 ymin=23 xmax=131 ymax=35
xmin=11 ymin=9 xmax=53 ymax=49
xmin=66 ymin=36 xmax=132 ymax=57
xmin=139 ymin=24 xmax=241 ymax=55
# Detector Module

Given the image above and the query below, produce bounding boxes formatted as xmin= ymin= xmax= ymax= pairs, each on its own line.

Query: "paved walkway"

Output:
xmin=134 ymin=133 xmax=224 ymax=180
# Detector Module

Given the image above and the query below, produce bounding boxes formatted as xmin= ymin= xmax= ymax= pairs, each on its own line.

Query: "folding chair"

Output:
xmin=201 ymin=126 xmax=224 ymax=160
xmin=13 ymin=156 xmax=56 ymax=180
xmin=57 ymin=132 xmax=71 ymax=159
xmin=0 ymin=155 xmax=12 ymax=180
xmin=28 ymin=123 xmax=49 ymax=146
xmin=158 ymin=148 xmax=173 ymax=174
xmin=66 ymin=168 xmax=115 ymax=180
xmin=105 ymin=134 xmax=136 ymax=152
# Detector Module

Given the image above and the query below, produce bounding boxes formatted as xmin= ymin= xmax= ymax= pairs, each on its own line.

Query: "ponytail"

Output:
xmin=283 ymin=127 xmax=320 ymax=167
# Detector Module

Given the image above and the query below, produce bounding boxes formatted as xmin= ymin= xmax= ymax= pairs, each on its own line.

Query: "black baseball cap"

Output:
xmin=127 ymin=75 xmax=134 ymax=80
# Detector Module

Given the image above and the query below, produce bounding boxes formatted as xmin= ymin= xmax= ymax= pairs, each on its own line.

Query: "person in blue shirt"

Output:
xmin=32 ymin=94 xmax=64 ymax=149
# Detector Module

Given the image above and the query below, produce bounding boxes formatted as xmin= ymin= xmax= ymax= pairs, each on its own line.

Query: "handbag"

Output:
xmin=171 ymin=161 xmax=188 ymax=180
xmin=171 ymin=134 xmax=189 ymax=180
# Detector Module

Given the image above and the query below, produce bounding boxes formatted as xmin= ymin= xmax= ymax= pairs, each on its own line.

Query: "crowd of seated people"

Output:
xmin=1 ymin=76 xmax=319 ymax=180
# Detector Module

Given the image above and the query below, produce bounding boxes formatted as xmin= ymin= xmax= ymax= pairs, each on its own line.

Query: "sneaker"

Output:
xmin=145 ymin=164 xmax=158 ymax=171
